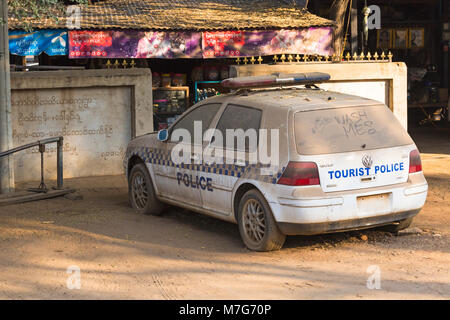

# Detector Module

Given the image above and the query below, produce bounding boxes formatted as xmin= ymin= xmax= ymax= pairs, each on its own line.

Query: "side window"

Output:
xmin=213 ymin=104 xmax=262 ymax=152
xmin=170 ymin=103 xmax=221 ymax=144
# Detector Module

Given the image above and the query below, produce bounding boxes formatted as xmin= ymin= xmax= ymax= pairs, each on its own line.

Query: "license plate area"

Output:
xmin=357 ymin=193 xmax=392 ymax=214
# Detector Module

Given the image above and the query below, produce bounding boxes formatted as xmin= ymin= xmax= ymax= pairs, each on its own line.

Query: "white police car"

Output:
xmin=124 ymin=73 xmax=428 ymax=251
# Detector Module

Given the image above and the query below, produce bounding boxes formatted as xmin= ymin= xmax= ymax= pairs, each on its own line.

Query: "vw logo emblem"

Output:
xmin=362 ymin=154 xmax=373 ymax=168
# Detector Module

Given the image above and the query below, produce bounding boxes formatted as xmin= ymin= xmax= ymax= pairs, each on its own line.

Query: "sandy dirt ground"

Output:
xmin=0 ymin=127 xmax=449 ymax=299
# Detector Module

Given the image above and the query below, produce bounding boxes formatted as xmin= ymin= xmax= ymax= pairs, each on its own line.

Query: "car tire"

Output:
xmin=128 ymin=163 xmax=165 ymax=216
xmin=380 ymin=217 xmax=413 ymax=233
xmin=238 ymin=189 xmax=286 ymax=251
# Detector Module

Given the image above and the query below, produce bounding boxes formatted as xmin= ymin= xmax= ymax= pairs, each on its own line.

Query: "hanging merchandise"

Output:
xmin=205 ymin=65 xmax=220 ymax=81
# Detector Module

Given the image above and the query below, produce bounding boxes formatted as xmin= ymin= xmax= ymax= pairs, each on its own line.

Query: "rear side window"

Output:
xmin=294 ymin=104 xmax=413 ymax=155
xmin=213 ymin=104 xmax=262 ymax=152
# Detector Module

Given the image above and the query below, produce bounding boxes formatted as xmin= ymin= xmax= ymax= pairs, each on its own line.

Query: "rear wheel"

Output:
xmin=238 ymin=189 xmax=286 ymax=251
xmin=129 ymin=163 xmax=165 ymax=215
xmin=380 ymin=217 xmax=413 ymax=233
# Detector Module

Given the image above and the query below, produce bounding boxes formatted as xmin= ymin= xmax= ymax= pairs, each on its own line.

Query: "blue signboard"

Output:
xmin=9 ymin=29 xmax=68 ymax=56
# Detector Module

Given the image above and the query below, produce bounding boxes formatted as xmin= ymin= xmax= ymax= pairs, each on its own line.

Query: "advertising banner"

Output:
xmin=69 ymin=30 xmax=202 ymax=59
xmin=68 ymin=27 xmax=333 ymax=59
xmin=9 ymin=29 xmax=68 ymax=56
xmin=202 ymin=28 xmax=333 ymax=58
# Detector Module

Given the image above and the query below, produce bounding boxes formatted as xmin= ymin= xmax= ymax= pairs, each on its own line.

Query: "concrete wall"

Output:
xmin=231 ymin=62 xmax=407 ymax=129
xmin=10 ymin=69 xmax=152 ymax=182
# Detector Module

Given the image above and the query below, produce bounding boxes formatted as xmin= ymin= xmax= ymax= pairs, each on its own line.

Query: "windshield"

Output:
xmin=294 ymin=104 xmax=413 ymax=155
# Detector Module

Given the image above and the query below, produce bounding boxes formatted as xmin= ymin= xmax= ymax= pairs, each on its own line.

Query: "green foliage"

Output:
xmin=4 ymin=0 xmax=88 ymax=30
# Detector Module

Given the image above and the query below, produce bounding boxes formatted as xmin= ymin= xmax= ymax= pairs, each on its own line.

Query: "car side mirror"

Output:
xmin=157 ymin=129 xmax=168 ymax=142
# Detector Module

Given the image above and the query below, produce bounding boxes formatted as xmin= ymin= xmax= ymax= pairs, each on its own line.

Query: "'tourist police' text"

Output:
xmin=328 ymin=162 xmax=405 ymax=180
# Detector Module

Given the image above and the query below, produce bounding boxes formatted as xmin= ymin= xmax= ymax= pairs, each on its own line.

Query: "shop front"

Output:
xmin=67 ymin=28 xmax=334 ymax=130
xmin=8 ymin=0 xmax=335 ymax=131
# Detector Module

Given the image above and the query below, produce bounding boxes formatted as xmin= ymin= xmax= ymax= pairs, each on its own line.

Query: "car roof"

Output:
xmin=205 ymin=87 xmax=382 ymax=112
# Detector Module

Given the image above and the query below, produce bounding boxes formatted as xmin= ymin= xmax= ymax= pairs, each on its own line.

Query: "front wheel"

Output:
xmin=238 ymin=189 xmax=286 ymax=251
xmin=129 ymin=163 xmax=165 ymax=216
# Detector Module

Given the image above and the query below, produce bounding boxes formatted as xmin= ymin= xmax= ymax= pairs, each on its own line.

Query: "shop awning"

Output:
xmin=8 ymin=0 xmax=334 ymax=31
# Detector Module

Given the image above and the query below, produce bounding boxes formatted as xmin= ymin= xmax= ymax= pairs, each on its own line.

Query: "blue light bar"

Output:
xmin=221 ymin=72 xmax=331 ymax=89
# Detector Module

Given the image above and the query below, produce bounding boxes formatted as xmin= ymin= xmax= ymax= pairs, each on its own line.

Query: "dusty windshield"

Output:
xmin=294 ymin=104 xmax=413 ymax=155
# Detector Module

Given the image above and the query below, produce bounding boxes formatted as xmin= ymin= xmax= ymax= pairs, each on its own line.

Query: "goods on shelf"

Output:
xmin=220 ymin=65 xmax=229 ymax=80
xmin=153 ymin=88 xmax=187 ymax=113
xmin=191 ymin=66 xmax=203 ymax=82
xmin=197 ymin=87 xmax=220 ymax=101
xmin=152 ymin=72 xmax=161 ymax=87
xmin=172 ymin=73 xmax=186 ymax=86
xmin=204 ymin=65 xmax=219 ymax=81
xmin=161 ymin=73 xmax=172 ymax=87
xmin=152 ymin=86 xmax=189 ymax=130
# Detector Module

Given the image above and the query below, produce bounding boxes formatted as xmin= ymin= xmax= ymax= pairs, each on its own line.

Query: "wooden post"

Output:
xmin=442 ymin=0 xmax=449 ymax=89
xmin=330 ymin=0 xmax=350 ymax=58
xmin=350 ymin=0 xmax=358 ymax=54
xmin=21 ymin=56 xmax=26 ymax=71
xmin=0 ymin=0 xmax=14 ymax=193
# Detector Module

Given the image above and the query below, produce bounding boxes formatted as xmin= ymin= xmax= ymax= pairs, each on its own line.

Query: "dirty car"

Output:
xmin=124 ymin=73 xmax=428 ymax=251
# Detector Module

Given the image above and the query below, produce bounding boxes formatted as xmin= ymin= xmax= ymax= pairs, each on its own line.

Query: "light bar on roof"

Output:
xmin=221 ymin=72 xmax=331 ymax=89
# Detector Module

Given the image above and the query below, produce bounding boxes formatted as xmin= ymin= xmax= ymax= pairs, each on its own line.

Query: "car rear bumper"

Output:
xmin=268 ymin=177 xmax=428 ymax=235
xmin=277 ymin=209 xmax=420 ymax=235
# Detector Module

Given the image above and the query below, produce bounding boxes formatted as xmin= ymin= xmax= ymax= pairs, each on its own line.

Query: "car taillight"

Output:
xmin=277 ymin=162 xmax=320 ymax=186
xmin=409 ymin=150 xmax=422 ymax=173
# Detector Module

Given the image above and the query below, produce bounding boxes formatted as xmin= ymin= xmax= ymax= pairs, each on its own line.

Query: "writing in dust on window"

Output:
xmin=312 ymin=110 xmax=376 ymax=138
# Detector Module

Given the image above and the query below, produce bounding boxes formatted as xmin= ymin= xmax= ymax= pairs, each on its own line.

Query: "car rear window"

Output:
xmin=294 ymin=104 xmax=413 ymax=155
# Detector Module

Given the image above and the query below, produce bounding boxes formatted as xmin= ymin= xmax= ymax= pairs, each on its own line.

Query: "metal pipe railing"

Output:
xmin=0 ymin=136 xmax=64 ymax=191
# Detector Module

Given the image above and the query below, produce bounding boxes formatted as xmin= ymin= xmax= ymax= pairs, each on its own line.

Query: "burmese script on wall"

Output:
xmin=11 ymin=87 xmax=132 ymax=182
